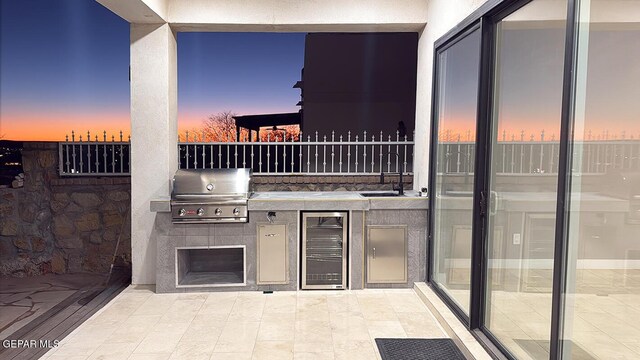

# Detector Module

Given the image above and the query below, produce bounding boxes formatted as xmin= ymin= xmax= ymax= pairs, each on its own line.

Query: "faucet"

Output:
xmin=380 ymin=153 xmax=404 ymax=195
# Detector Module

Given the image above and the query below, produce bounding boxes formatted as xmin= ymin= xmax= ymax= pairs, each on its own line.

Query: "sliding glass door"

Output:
xmin=561 ymin=1 xmax=640 ymax=359
xmin=484 ymin=1 xmax=568 ymax=359
xmin=430 ymin=27 xmax=481 ymax=317
xmin=426 ymin=0 xmax=639 ymax=359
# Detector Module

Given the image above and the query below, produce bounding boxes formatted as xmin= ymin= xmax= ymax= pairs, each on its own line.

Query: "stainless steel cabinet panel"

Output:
xmin=367 ymin=226 xmax=407 ymax=283
xmin=257 ymin=224 xmax=288 ymax=284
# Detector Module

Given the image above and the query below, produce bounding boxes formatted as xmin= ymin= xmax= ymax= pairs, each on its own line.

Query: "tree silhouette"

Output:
xmin=180 ymin=110 xmax=301 ymax=142
xmin=202 ymin=110 xmax=243 ymax=141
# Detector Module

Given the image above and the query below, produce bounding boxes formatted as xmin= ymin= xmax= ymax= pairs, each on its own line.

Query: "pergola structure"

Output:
xmin=233 ymin=112 xmax=301 ymax=141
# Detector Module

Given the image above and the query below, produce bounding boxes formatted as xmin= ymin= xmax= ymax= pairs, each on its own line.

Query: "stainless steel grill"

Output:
xmin=170 ymin=169 xmax=252 ymax=223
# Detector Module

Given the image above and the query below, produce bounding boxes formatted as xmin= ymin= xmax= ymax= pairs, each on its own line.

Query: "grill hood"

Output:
xmin=170 ymin=168 xmax=252 ymax=223
xmin=171 ymin=168 xmax=252 ymax=200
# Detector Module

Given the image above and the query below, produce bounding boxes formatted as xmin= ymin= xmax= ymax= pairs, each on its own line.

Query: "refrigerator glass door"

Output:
xmin=302 ymin=212 xmax=348 ymax=289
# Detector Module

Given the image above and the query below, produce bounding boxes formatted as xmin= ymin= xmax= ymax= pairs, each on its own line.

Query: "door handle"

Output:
xmin=373 ymin=247 xmax=376 ymax=259
xmin=490 ymin=191 xmax=499 ymax=216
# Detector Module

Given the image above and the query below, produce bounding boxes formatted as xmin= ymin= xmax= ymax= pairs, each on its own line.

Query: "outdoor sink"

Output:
xmin=359 ymin=192 xmax=402 ymax=197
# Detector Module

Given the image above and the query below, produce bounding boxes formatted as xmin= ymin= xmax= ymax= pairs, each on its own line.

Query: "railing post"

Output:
xmin=456 ymin=134 xmax=461 ymax=173
xmin=275 ymin=133 xmax=279 ymax=173
xmin=379 ymin=131 xmax=383 ymax=174
xmin=396 ymin=130 xmax=400 ymax=172
xmin=387 ymin=135 xmax=391 ymax=173
xmin=251 ymin=142 xmax=255 ymax=172
xmin=298 ymin=131 xmax=303 ymax=174
xmin=315 ymin=132 xmax=319 ymax=173
xmin=266 ymin=132 xmax=271 ymax=173
xmin=226 ymin=133 xmax=231 ymax=169
xmin=323 ymin=135 xmax=327 ymax=173
xmin=120 ymin=133 xmax=124 ymax=173
xmin=355 ymin=135 xmax=359 ymax=173
xmin=111 ymin=135 xmax=116 ymax=173
xmin=235 ymin=139 xmax=239 ymax=169
xmin=307 ymin=135 xmax=311 ymax=174
xmin=79 ymin=134 xmax=84 ymax=174
xmin=347 ymin=131 xmax=351 ymax=173
xmin=331 ymin=131 xmax=335 ymax=173
xmin=339 ymin=135 xmax=343 ymax=173
xmin=285 ymin=134 xmax=296 ymax=174
xmin=362 ymin=131 xmax=367 ymax=174
xmin=103 ymin=131 xmax=107 ymax=173
xmin=371 ymin=134 xmax=375 ymax=173
xmin=404 ymin=134 xmax=408 ymax=174
xmin=539 ymin=130 xmax=545 ymax=172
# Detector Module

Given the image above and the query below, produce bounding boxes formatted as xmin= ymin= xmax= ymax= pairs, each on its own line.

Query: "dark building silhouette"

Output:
xmin=297 ymin=33 xmax=418 ymax=140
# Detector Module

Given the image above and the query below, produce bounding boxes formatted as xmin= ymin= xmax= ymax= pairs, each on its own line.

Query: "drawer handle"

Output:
xmin=265 ymin=233 xmax=278 ymax=237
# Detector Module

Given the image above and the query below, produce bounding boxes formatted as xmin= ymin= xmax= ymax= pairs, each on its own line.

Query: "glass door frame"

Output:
xmin=426 ymin=0 xmax=580 ymax=359
xmin=427 ymin=20 xmax=483 ymax=326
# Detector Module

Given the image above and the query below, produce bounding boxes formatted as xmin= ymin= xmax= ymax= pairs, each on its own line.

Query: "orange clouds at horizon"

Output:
xmin=1 ymin=112 xmax=131 ymax=141
xmin=4 ymin=110 xmax=636 ymax=143
xmin=1 ymin=108 xmax=285 ymax=141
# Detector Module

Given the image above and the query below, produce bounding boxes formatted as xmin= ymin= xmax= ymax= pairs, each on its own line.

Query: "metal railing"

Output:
xmin=59 ymin=131 xmax=131 ymax=176
xmin=178 ymin=131 xmax=415 ymax=175
xmin=58 ymin=129 xmax=640 ymax=177
xmin=437 ymin=140 xmax=640 ymax=175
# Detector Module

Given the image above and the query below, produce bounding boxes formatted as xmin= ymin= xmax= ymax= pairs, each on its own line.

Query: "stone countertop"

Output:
xmin=150 ymin=191 xmax=428 ymax=212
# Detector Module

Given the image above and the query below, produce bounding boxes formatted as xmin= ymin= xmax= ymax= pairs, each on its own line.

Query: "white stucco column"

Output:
xmin=413 ymin=0 xmax=488 ymax=192
xmin=130 ymin=23 xmax=177 ymax=284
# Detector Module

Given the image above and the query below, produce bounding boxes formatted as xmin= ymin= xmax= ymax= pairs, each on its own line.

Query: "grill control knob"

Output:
xmin=215 ymin=208 xmax=222 ymax=216
xmin=179 ymin=208 xmax=186 ymax=217
xmin=197 ymin=208 xmax=205 ymax=216
xmin=233 ymin=208 xmax=240 ymax=216
xmin=206 ymin=183 xmax=214 ymax=191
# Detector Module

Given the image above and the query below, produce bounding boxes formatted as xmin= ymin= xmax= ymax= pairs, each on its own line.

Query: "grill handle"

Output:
xmin=170 ymin=199 xmax=247 ymax=206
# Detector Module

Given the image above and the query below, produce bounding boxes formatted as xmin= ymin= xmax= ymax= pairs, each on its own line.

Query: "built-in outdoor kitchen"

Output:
xmin=149 ymin=169 xmax=427 ymax=293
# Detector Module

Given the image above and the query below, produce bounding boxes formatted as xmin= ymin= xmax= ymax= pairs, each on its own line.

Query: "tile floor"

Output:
xmin=40 ymin=287 xmax=451 ymax=360
xmin=447 ymin=269 xmax=640 ymax=360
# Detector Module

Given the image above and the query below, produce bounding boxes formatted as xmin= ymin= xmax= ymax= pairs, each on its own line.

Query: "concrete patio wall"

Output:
xmin=0 ymin=142 xmax=131 ymax=277
xmin=130 ymin=23 xmax=178 ymax=285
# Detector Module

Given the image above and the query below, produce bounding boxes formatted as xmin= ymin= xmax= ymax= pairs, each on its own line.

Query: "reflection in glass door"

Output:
xmin=562 ymin=1 xmax=640 ymax=359
xmin=430 ymin=28 xmax=481 ymax=315
xmin=484 ymin=1 xmax=568 ymax=359
xmin=428 ymin=0 xmax=638 ymax=358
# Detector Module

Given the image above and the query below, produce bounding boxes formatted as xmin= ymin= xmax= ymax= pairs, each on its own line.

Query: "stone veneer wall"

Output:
xmin=0 ymin=142 xmax=131 ymax=277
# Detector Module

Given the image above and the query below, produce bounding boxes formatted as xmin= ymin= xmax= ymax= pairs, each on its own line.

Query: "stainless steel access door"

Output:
xmin=302 ymin=212 xmax=348 ymax=290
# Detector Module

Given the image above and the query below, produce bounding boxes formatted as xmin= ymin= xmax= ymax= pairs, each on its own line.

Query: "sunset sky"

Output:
xmin=1 ymin=1 xmax=637 ymax=142
xmin=1 ymin=0 xmax=130 ymax=141
xmin=0 ymin=1 xmax=304 ymax=141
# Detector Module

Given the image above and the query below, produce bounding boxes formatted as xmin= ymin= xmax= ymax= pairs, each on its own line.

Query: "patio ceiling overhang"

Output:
xmin=96 ymin=0 xmax=167 ymax=23
xmin=96 ymin=0 xmax=429 ymax=32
